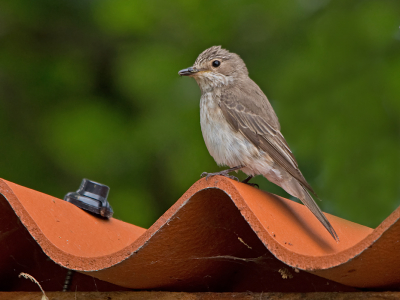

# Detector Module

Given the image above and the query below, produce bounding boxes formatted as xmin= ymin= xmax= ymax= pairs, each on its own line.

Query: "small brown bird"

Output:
xmin=179 ymin=46 xmax=338 ymax=241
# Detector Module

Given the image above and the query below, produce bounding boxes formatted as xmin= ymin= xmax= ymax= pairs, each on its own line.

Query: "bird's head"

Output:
xmin=178 ymin=46 xmax=248 ymax=91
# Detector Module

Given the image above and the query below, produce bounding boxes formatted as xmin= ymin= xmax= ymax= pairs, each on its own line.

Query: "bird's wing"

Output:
xmin=219 ymin=81 xmax=317 ymax=196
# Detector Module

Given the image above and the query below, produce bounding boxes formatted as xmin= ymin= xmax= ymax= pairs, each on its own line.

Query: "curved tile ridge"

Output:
xmin=190 ymin=177 xmax=400 ymax=288
xmin=0 ymin=179 xmax=147 ymax=270
xmin=1 ymin=177 xmax=399 ymax=289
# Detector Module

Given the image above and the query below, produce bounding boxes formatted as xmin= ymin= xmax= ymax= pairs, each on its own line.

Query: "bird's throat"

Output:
xmin=195 ymin=73 xmax=233 ymax=94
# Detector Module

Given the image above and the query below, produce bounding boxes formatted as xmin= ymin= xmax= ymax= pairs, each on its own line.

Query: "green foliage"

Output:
xmin=0 ymin=0 xmax=399 ymax=228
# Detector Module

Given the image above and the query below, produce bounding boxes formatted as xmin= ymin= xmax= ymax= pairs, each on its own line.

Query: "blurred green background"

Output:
xmin=0 ymin=0 xmax=399 ymax=229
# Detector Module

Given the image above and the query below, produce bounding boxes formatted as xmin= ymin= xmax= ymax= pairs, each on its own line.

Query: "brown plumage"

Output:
xmin=179 ymin=46 xmax=338 ymax=241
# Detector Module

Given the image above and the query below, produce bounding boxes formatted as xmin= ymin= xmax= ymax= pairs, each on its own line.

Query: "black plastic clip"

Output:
xmin=64 ymin=179 xmax=113 ymax=218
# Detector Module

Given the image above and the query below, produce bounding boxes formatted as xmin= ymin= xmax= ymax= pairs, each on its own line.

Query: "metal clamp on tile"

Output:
xmin=64 ymin=179 xmax=113 ymax=218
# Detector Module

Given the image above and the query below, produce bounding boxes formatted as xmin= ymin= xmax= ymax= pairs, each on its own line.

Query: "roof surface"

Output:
xmin=1 ymin=176 xmax=399 ymax=292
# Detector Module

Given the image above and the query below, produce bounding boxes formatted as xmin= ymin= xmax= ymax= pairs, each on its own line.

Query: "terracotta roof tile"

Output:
xmin=1 ymin=176 xmax=399 ymax=292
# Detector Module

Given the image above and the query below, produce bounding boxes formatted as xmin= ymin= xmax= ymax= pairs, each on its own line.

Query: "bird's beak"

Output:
xmin=178 ymin=67 xmax=199 ymax=76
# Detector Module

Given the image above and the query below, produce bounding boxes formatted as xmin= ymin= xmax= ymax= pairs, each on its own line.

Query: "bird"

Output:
xmin=178 ymin=46 xmax=338 ymax=241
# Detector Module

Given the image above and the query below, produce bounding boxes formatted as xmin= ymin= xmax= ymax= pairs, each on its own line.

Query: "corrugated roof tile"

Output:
xmin=1 ymin=176 xmax=399 ymax=292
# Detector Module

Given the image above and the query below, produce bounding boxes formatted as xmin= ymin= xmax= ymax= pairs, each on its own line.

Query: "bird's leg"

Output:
xmin=241 ymin=175 xmax=259 ymax=188
xmin=201 ymin=165 xmax=244 ymax=181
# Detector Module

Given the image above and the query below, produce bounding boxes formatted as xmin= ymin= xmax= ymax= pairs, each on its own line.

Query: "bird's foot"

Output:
xmin=201 ymin=171 xmax=239 ymax=182
xmin=241 ymin=175 xmax=259 ymax=188
xmin=200 ymin=165 xmax=244 ymax=182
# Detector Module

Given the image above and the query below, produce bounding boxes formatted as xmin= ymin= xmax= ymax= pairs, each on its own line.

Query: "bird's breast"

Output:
xmin=200 ymin=92 xmax=262 ymax=168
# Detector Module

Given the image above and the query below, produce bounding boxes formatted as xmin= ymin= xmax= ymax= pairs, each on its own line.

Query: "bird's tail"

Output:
xmin=281 ymin=177 xmax=339 ymax=242
xmin=300 ymin=185 xmax=339 ymax=242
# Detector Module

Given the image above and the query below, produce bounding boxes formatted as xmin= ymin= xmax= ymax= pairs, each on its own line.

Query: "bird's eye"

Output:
xmin=212 ymin=60 xmax=221 ymax=68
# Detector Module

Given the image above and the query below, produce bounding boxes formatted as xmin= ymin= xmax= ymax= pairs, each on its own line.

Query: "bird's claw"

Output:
xmin=226 ymin=175 xmax=239 ymax=181
xmin=200 ymin=172 xmax=213 ymax=181
xmin=201 ymin=171 xmax=239 ymax=182
xmin=244 ymin=182 xmax=259 ymax=188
